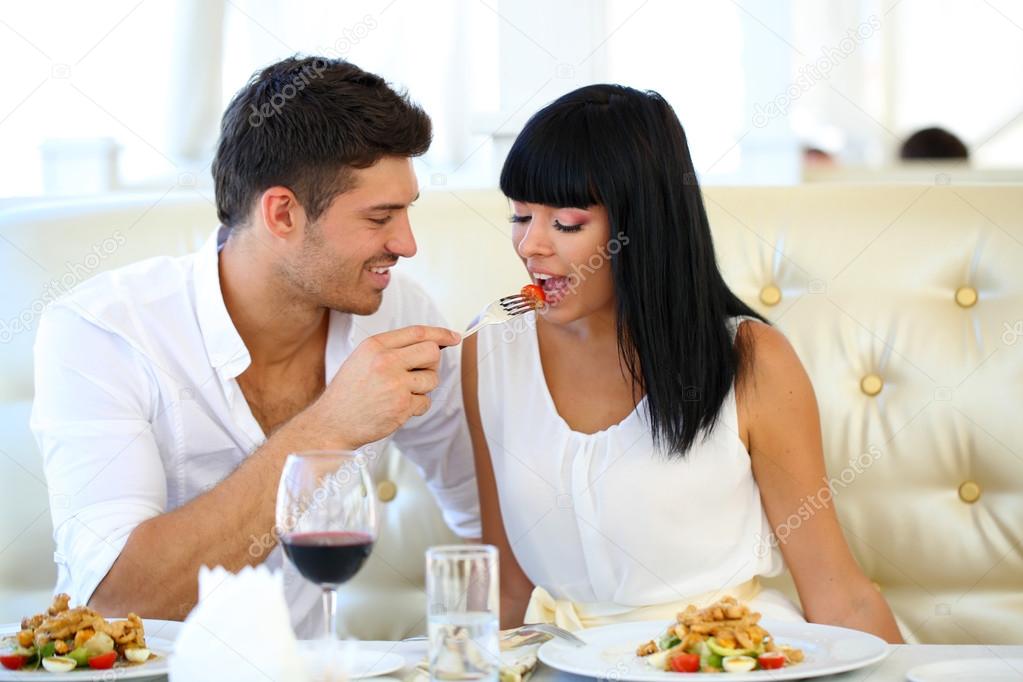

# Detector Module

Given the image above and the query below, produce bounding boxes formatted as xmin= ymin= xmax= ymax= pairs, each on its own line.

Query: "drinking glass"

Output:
xmin=426 ymin=545 xmax=500 ymax=681
xmin=276 ymin=450 xmax=378 ymax=640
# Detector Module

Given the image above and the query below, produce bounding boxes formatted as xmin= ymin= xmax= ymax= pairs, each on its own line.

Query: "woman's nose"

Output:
xmin=516 ymin=222 xmax=554 ymax=260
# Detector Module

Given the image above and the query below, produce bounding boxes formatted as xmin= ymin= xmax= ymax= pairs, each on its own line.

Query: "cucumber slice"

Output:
xmin=706 ymin=637 xmax=758 ymax=658
xmin=696 ymin=641 xmax=722 ymax=672
xmin=658 ymin=634 xmax=681 ymax=650
xmin=68 ymin=647 xmax=90 ymax=667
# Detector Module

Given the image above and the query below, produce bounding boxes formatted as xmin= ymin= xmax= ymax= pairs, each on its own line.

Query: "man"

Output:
xmin=30 ymin=56 xmax=479 ymax=633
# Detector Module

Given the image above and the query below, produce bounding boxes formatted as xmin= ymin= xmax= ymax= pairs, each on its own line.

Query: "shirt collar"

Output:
xmin=194 ymin=225 xmax=251 ymax=379
xmin=195 ymin=225 xmax=357 ymax=383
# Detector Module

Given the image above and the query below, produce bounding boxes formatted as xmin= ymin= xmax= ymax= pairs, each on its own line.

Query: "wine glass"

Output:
xmin=276 ymin=450 xmax=379 ymax=641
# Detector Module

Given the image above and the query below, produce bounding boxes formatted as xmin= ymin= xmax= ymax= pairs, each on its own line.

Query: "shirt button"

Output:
xmin=759 ymin=284 xmax=782 ymax=306
xmin=860 ymin=373 xmax=884 ymax=396
xmin=958 ymin=480 xmax=981 ymax=504
xmin=377 ymin=480 xmax=398 ymax=503
xmin=954 ymin=286 xmax=978 ymax=308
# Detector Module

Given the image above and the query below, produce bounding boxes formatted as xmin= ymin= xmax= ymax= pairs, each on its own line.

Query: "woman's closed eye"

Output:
xmin=508 ymin=215 xmax=582 ymax=232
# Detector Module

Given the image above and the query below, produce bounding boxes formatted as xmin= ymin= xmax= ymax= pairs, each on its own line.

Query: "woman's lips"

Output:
xmin=538 ymin=275 xmax=571 ymax=306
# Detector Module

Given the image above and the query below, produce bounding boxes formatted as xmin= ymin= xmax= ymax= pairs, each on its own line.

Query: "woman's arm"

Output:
xmin=462 ymin=334 xmax=536 ymax=628
xmin=738 ymin=321 xmax=904 ymax=643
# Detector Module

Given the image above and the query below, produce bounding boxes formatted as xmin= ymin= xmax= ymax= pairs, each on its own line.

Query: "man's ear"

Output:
xmin=258 ymin=186 xmax=306 ymax=240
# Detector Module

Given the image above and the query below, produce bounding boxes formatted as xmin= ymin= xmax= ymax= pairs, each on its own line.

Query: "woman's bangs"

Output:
xmin=499 ymin=119 xmax=600 ymax=209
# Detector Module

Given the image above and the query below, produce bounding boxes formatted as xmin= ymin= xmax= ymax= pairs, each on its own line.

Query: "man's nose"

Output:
xmin=387 ymin=213 xmax=417 ymax=258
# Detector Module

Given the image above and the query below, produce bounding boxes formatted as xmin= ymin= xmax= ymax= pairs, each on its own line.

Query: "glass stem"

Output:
xmin=323 ymin=586 xmax=338 ymax=640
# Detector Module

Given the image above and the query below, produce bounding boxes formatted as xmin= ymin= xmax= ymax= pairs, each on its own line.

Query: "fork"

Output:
xmin=461 ymin=294 xmax=538 ymax=340
xmin=514 ymin=623 xmax=587 ymax=647
xmin=401 ymin=622 xmax=585 ymax=648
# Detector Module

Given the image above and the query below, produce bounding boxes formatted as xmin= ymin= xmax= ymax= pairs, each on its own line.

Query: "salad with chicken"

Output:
xmin=1 ymin=594 xmax=153 ymax=673
xmin=635 ymin=596 xmax=804 ymax=674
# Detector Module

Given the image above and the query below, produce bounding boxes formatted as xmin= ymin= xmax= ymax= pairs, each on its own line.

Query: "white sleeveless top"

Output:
xmin=476 ymin=313 xmax=800 ymax=621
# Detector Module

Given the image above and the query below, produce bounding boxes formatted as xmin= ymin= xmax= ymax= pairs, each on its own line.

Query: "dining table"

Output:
xmin=5 ymin=618 xmax=1020 ymax=681
xmin=153 ymin=634 xmax=1023 ymax=681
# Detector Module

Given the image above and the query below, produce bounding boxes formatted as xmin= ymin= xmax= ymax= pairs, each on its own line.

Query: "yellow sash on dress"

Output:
xmin=523 ymin=577 xmax=762 ymax=631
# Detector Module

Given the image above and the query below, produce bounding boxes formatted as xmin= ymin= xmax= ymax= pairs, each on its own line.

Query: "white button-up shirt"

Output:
xmin=30 ymin=226 xmax=480 ymax=628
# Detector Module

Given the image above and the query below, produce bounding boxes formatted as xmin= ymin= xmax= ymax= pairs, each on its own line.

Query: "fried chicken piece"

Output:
xmin=735 ymin=628 xmax=754 ymax=650
xmin=689 ymin=618 xmax=757 ymax=634
xmin=676 ymin=604 xmax=698 ymax=622
xmin=715 ymin=629 xmax=736 ymax=648
xmin=33 ymin=606 xmax=104 ymax=647
xmin=17 ymin=630 xmax=34 ymax=648
xmin=105 ymin=613 xmax=146 ymax=648
xmin=681 ymin=632 xmax=705 ymax=650
xmin=21 ymin=614 xmax=43 ymax=631
xmin=636 ymin=640 xmax=657 ymax=656
xmin=48 ymin=593 xmax=71 ymax=615
xmin=748 ymin=625 xmax=767 ymax=647
xmin=74 ymin=628 xmax=96 ymax=649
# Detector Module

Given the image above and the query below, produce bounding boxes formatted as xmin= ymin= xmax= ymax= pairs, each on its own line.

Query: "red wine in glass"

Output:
xmin=281 ymin=531 xmax=374 ymax=586
xmin=276 ymin=451 xmax=379 ymax=641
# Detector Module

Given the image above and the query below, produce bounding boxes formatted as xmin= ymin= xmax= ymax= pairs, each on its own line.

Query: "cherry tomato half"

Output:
xmin=668 ymin=652 xmax=701 ymax=673
xmin=88 ymin=651 xmax=117 ymax=669
xmin=758 ymin=652 xmax=786 ymax=670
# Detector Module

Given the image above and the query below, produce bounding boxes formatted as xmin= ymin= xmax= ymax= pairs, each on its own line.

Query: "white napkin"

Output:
xmin=169 ymin=565 xmax=308 ymax=682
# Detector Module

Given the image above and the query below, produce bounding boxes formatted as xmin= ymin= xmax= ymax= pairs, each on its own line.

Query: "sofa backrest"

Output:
xmin=1 ymin=185 xmax=1020 ymax=643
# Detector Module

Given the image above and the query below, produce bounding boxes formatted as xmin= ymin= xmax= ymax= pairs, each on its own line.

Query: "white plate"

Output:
xmin=296 ymin=642 xmax=406 ymax=679
xmin=537 ymin=619 xmax=890 ymax=681
xmin=1 ymin=618 xmax=180 ymax=681
xmin=906 ymin=657 xmax=1023 ymax=681
xmin=0 ymin=637 xmax=173 ymax=680
xmin=335 ymin=649 xmax=405 ymax=679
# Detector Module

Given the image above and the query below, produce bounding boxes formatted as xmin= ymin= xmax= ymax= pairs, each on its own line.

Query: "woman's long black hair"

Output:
xmin=500 ymin=84 xmax=767 ymax=457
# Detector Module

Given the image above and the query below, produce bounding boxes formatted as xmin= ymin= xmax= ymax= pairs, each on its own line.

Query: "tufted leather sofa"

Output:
xmin=1 ymin=185 xmax=1020 ymax=644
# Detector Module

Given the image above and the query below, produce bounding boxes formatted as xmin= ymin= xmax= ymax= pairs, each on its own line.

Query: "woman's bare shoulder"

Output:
xmin=734 ymin=319 xmax=815 ymax=426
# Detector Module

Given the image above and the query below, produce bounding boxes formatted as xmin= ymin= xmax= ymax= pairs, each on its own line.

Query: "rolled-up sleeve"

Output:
xmin=391 ymin=285 xmax=481 ymax=539
xmin=30 ymin=305 xmax=166 ymax=605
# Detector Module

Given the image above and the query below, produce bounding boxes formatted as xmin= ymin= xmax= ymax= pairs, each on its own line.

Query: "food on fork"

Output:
xmin=0 ymin=593 xmax=152 ymax=672
xmin=520 ymin=284 xmax=547 ymax=307
xmin=635 ymin=596 xmax=803 ymax=673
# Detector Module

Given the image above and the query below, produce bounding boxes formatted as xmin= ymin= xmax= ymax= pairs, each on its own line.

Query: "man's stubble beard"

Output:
xmin=287 ymin=221 xmax=383 ymax=317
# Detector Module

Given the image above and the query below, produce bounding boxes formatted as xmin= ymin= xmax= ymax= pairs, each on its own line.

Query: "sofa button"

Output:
xmin=860 ymin=373 xmax=884 ymax=396
xmin=955 ymin=286 xmax=978 ymax=308
xmin=958 ymin=480 xmax=981 ymax=504
xmin=759 ymin=284 xmax=782 ymax=306
xmin=377 ymin=480 xmax=398 ymax=503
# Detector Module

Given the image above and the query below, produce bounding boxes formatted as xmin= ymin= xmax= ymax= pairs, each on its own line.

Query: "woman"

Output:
xmin=461 ymin=84 xmax=903 ymax=642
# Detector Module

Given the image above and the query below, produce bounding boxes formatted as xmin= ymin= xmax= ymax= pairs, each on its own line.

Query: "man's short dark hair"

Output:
xmin=899 ymin=127 xmax=969 ymax=161
xmin=212 ymin=56 xmax=431 ymax=228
